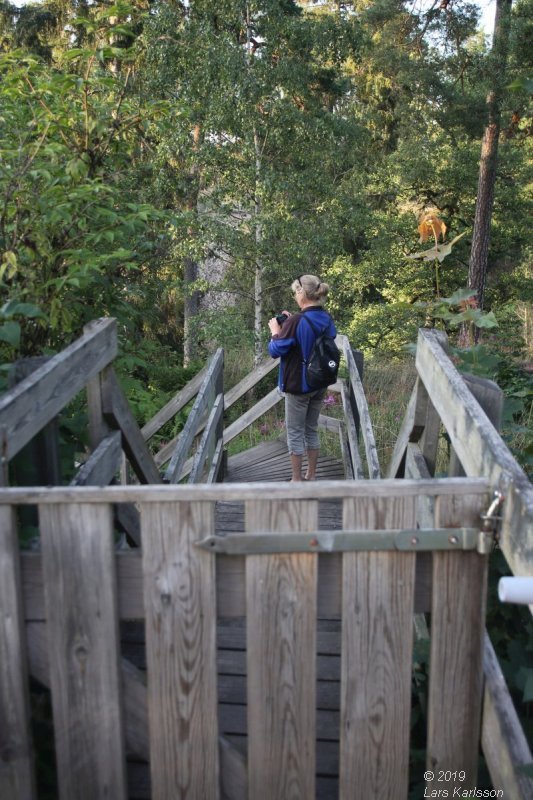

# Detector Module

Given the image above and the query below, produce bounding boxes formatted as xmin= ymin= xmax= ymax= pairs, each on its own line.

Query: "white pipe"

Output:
xmin=498 ymin=577 xmax=533 ymax=605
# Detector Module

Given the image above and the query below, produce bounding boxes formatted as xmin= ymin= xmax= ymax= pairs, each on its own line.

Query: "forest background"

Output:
xmin=1 ymin=0 xmax=532 ymax=792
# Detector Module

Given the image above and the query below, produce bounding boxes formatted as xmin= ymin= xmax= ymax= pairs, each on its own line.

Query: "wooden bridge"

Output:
xmin=1 ymin=318 xmax=532 ymax=800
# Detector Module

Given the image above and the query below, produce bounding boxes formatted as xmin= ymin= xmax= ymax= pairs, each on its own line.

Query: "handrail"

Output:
xmin=343 ymin=343 xmax=381 ymax=479
xmin=154 ymin=356 xmax=279 ymax=466
xmin=415 ymin=328 xmax=533 ymax=579
xmin=164 ymin=349 xmax=224 ymax=483
xmin=0 ymin=317 xmax=117 ymax=462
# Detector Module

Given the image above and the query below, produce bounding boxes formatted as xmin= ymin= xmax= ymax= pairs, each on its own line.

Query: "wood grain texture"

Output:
xmin=189 ymin=393 xmax=224 ymax=483
xmin=0 ymin=317 xmax=117 ymax=460
xmin=426 ymin=494 xmax=488 ymax=793
xmin=140 ymin=501 xmax=219 ymax=799
xmin=339 ymin=495 xmax=416 ymax=800
xmin=25 ymin=621 xmax=149 ymax=761
xmin=343 ymin=345 xmax=380 ymax=479
xmin=0 ymin=476 xmax=491 ymax=505
xmin=70 ymin=430 xmax=122 ymax=486
xmin=481 ymin=633 xmax=533 ymax=799
xmin=449 ymin=374 xmax=504 ymax=476
xmin=339 ymin=379 xmax=364 ymax=479
xmin=164 ymin=349 xmax=223 ymax=482
xmin=21 ymin=542 xmax=433 ymax=620
xmin=416 ymin=327 xmax=533 ymax=578
xmin=39 ymin=502 xmax=127 ymax=800
xmin=0 ymin=505 xmax=36 ymax=800
xmin=246 ymin=499 xmax=318 ymax=800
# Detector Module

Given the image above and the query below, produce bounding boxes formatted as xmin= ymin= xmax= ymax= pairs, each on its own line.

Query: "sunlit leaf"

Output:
xmin=405 ymin=231 xmax=467 ymax=263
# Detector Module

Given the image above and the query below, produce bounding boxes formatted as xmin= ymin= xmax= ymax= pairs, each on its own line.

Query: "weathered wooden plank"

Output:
xmin=0 ymin=476 xmax=491 ymax=505
xmin=339 ymin=379 xmax=364 ymax=479
xmin=164 ymin=349 xmax=223 ymax=483
xmin=0 ymin=505 xmax=36 ymax=800
xmin=386 ymin=378 xmax=419 ymax=478
xmin=481 ymin=633 xmax=533 ymax=799
xmin=246 ymin=499 xmax=317 ymax=799
xmin=70 ymin=430 xmax=122 ymax=486
xmin=189 ymin=393 xmax=224 ymax=484
xmin=207 ymin=439 xmax=225 ymax=484
xmin=0 ymin=318 xmax=117 ymax=460
xmin=101 ymin=367 xmax=161 ymax=484
xmin=405 ymin=443 xmax=435 ymax=528
xmin=417 ymin=386 xmax=442 ymax=477
xmin=25 ymin=621 xmax=149 ymax=762
xmin=339 ymin=495 xmax=416 ymax=800
xmin=141 ymin=364 xmax=208 ymax=441
xmin=21 ymin=544 xmax=433 ymax=620
xmin=318 ymin=414 xmax=342 ymax=432
xmin=416 ymin=327 xmax=533 ymax=577
xmin=449 ymin=373 xmax=504 ymax=477
xmin=39 ymin=502 xmax=127 ymax=800
xmin=9 ymin=357 xmax=62 ymax=488
xmin=222 ymin=387 xmax=282 ymax=445
xmin=140 ymin=501 xmax=219 ymax=798
xmin=226 ymin=439 xmax=286 ymax=472
xmin=426 ymin=493 xmax=488 ymax=794
xmin=343 ymin=345 xmax=381 ymax=479
xmin=337 ymin=421 xmax=353 ymax=480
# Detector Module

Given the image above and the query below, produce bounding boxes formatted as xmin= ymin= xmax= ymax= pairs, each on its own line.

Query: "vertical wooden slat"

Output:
xmin=246 ymin=499 xmax=317 ymax=800
xmin=0 ymin=505 xmax=36 ymax=800
xmin=141 ymin=500 xmax=219 ymax=800
xmin=340 ymin=495 xmax=416 ymax=800
xmin=426 ymin=494 xmax=488 ymax=793
xmin=39 ymin=502 xmax=126 ymax=800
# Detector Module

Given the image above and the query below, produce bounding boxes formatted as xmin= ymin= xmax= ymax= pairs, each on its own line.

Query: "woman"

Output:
xmin=268 ymin=274 xmax=337 ymax=482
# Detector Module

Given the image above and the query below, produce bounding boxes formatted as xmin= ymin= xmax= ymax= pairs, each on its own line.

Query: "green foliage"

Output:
xmin=0 ymin=25 xmax=175 ymax=357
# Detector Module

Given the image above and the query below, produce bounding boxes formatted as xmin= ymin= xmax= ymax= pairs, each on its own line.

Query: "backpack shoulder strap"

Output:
xmin=300 ymin=313 xmax=327 ymax=336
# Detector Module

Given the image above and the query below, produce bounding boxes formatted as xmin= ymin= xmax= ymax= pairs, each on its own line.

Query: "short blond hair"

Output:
xmin=291 ymin=274 xmax=330 ymax=305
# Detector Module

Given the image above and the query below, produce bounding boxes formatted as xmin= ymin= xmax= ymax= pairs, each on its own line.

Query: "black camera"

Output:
xmin=275 ymin=313 xmax=289 ymax=326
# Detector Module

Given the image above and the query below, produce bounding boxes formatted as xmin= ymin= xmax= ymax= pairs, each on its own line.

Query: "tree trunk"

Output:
xmin=253 ymin=127 xmax=263 ymax=368
xmin=467 ymin=0 xmax=513 ymax=314
xmin=183 ymin=256 xmax=200 ymax=365
xmin=183 ymin=123 xmax=202 ymax=366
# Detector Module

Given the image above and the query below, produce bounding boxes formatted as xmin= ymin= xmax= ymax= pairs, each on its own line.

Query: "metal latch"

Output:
xmin=478 ymin=490 xmax=504 ymax=554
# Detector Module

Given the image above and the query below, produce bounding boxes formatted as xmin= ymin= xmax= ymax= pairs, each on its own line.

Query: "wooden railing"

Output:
xmin=389 ymin=327 xmax=533 ymax=799
xmin=3 ymin=477 xmax=492 ymax=800
xmin=0 ymin=323 xmax=532 ymax=800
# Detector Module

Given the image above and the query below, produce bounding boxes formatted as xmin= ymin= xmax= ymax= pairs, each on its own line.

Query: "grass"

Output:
xmin=224 ymin=357 xmax=420 ymax=474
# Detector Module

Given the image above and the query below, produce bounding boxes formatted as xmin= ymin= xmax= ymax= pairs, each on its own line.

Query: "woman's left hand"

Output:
xmin=268 ymin=317 xmax=281 ymax=336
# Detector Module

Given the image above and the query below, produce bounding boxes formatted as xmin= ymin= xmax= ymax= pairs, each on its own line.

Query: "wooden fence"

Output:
xmin=0 ymin=324 xmax=532 ymax=800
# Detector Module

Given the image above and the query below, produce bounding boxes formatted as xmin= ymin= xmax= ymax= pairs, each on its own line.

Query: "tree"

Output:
xmin=0 ymin=8 xmax=171 ymax=358
xmin=467 ymin=0 xmax=513 ymax=316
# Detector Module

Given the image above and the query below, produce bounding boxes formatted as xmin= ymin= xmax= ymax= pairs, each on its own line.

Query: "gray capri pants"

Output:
xmin=285 ymin=389 xmax=326 ymax=455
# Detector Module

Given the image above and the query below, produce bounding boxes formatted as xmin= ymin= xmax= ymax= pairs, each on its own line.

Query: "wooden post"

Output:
xmin=140 ymin=500 xmax=219 ymax=798
xmin=426 ymin=493 xmax=488 ymax=794
xmin=246 ymin=499 xmax=318 ymax=800
xmin=0 ymin=505 xmax=36 ymax=799
xmin=39 ymin=502 xmax=127 ymax=800
xmin=339 ymin=495 xmax=416 ymax=800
